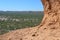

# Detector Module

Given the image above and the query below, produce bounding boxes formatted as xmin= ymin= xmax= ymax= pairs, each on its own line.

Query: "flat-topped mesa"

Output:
xmin=40 ymin=0 xmax=60 ymax=27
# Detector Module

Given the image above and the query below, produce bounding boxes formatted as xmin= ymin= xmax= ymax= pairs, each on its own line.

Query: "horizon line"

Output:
xmin=0 ymin=10 xmax=44 ymax=11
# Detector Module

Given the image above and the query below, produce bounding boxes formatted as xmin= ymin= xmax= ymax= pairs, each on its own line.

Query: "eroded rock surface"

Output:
xmin=0 ymin=0 xmax=60 ymax=40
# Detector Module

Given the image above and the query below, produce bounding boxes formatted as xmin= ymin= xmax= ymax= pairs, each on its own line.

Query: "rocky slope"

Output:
xmin=0 ymin=0 xmax=60 ymax=40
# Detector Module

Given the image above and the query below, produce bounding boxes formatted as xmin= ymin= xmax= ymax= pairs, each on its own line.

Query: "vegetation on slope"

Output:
xmin=0 ymin=11 xmax=43 ymax=35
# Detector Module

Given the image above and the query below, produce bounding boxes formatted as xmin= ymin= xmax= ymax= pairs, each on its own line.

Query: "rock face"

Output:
xmin=0 ymin=0 xmax=60 ymax=40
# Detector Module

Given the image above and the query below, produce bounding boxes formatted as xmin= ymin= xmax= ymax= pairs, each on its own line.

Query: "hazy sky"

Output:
xmin=0 ymin=0 xmax=43 ymax=11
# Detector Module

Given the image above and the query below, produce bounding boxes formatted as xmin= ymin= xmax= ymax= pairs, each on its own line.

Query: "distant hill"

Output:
xmin=0 ymin=11 xmax=43 ymax=14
